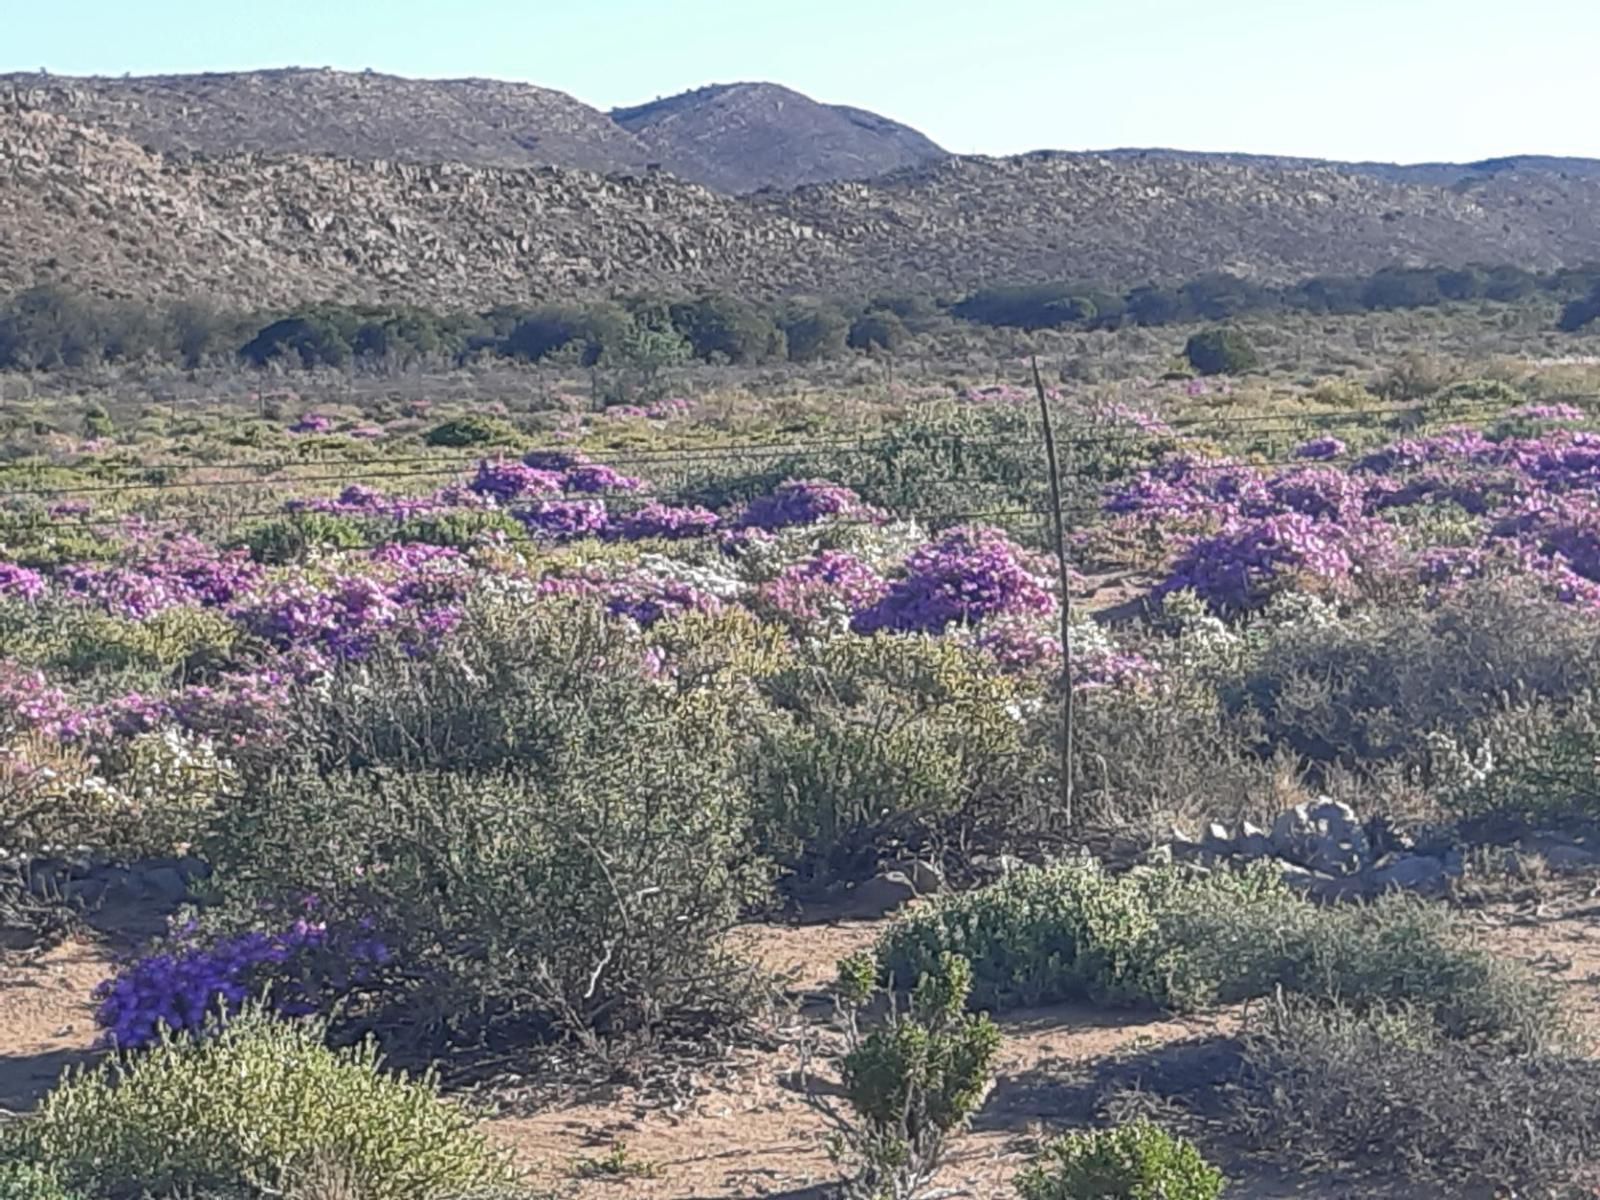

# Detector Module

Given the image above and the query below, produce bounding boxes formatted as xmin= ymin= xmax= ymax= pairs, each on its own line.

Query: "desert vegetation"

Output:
xmin=6 ymin=302 xmax=1600 ymax=1200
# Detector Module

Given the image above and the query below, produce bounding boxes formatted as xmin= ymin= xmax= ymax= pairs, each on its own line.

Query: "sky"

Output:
xmin=5 ymin=0 xmax=1598 ymax=163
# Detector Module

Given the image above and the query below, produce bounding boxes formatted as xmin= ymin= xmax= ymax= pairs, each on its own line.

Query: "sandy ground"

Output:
xmin=6 ymin=883 xmax=1600 ymax=1198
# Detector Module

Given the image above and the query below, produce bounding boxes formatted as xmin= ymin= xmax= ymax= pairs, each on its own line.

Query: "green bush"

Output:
xmin=1 ymin=1006 xmax=514 ymax=1200
xmin=779 ymin=303 xmax=852 ymax=363
xmin=238 ymin=511 xmax=367 ymax=565
xmin=875 ymin=859 xmax=1174 ymax=1011
xmin=391 ymin=509 xmax=526 ymax=549
xmin=848 ymin=310 xmax=908 ymax=353
xmin=201 ymin=599 xmax=768 ymax=1045
xmin=878 ymin=860 xmax=1557 ymax=1048
xmin=1183 ymin=328 xmax=1258 ymax=376
xmin=1232 ymin=996 xmax=1600 ymax=1192
xmin=424 ymin=416 xmax=521 ymax=448
xmin=822 ymin=953 xmax=1001 ymax=1200
xmin=751 ymin=634 xmax=1026 ymax=877
xmin=1015 ymin=1121 xmax=1223 ymax=1200
xmin=0 ymin=1161 xmax=79 ymax=1200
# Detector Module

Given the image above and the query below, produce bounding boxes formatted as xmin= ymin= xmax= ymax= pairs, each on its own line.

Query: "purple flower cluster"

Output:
xmin=756 ymin=551 xmax=889 ymax=628
xmin=289 ymin=414 xmax=335 ymax=435
xmin=53 ymin=534 xmax=261 ymax=619
xmin=0 ymin=562 xmax=46 ymax=602
xmin=852 ymin=526 xmax=1055 ymax=635
xmin=467 ymin=459 xmax=564 ymax=502
xmin=1161 ymin=512 xmax=1397 ymax=612
xmin=602 ymin=576 xmax=722 ymax=628
xmin=93 ymin=918 xmax=391 ymax=1049
xmin=564 ymin=463 xmax=644 ymax=493
xmin=233 ymin=550 xmax=472 ymax=660
xmin=739 ymin=479 xmax=879 ymax=531
xmin=612 ymin=503 xmax=721 ymax=541
xmin=515 ymin=499 xmax=611 ymax=542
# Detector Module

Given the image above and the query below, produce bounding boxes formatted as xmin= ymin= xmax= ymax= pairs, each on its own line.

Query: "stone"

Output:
xmin=1270 ymin=799 xmax=1372 ymax=876
xmin=1370 ymin=854 xmax=1449 ymax=894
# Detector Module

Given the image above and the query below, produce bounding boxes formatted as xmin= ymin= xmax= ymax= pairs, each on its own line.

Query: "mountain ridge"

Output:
xmin=6 ymin=105 xmax=1600 ymax=312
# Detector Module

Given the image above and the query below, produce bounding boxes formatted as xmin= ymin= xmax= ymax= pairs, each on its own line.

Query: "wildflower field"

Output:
xmin=8 ymin=347 xmax=1600 ymax=1199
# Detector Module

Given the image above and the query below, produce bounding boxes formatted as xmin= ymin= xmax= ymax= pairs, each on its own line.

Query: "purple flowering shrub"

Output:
xmin=739 ymin=479 xmax=880 ymax=531
xmin=93 ymin=915 xmax=391 ymax=1049
xmin=852 ymin=526 xmax=1055 ymax=634
xmin=754 ymin=550 xmax=889 ymax=632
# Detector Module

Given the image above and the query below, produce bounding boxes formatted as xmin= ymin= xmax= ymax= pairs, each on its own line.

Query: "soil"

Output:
xmin=5 ymin=879 xmax=1600 ymax=1198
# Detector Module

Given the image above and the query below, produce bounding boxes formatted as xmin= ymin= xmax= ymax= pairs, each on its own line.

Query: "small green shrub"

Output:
xmin=423 ymin=416 xmax=520 ymax=448
xmin=1183 ymin=328 xmax=1258 ymax=376
xmin=0 ymin=1160 xmax=80 ymax=1200
xmin=1015 ymin=1120 xmax=1223 ymax=1200
xmin=816 ymin=953 xmax=1001 ymax=1200
xmin=878 ymin=861 xmax=1558 ymax=1048
xmin=751 ymin=634 xmax=1025 ymax=877
xmin=392 ymin=509 xmax=525 ymax=549
xmin=1232 ymin=996 xmax=1600 ymax=1192
xmin=238 ymin=511 xmax=367 ymax=565
xmin=1 ymin=1006 xmax=514 ymax=1200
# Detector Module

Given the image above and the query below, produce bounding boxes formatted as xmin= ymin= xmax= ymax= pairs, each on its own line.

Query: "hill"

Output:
xmin=0 ymin=68 xmax=944 ymax=192
xmin=4 ymin=108 xmax=1600 ymax=310
xmin=611 ymin=82 xmax=946 ymax=192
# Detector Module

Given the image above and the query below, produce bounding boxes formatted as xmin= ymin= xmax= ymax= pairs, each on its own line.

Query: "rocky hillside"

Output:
xmin=612 ymin=82 xmax=946 ymax=192
xmin=4 ymin=108 xmax=1600 ymax=309
xmin=0 ymin=68 xmax=944 ymax=192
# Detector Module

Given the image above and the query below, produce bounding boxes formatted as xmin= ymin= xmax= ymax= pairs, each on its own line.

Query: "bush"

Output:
xmin=877 ymin=860 xmax=1558 ymax=1048
xmin=751 ymin=634 xmax=1026 ymax=877
xmin=238 ymin=511 xmax=367 ymax=564
xmin=815 ymin=953 xmax=1001 ymax=1200
xmin=780 ymin=303 xmax=852 ymax=363
xmin=391 ymin=509 xmax=526 ymax=550
xmin=848 ymin=310 xmax=908 ymax=353
xmin=1231 ymin=996 xmax=1600 ymax=1193
xmin=1231 ymin=582 xmax=1600 ymax=767
xmin=239 ymin=314 xmax=353 ymax=369
xmin=424 ymin=416 xmax=521 ymax=448
xmin=200 ymin=600 xmax=769 ymax=1046
xmin=1015 ymin=1120 xmax=1223 ymax=1200
xmin=0 ymin=1161 xmax=79 ymax=1200
xmin=670 ymin=293 xmax=784 ymax=364
xmin=1183 ymin=328 xmax=1258 ymax=376
xmin=1558 ymin=284 xmax=1600 ymax=332
xmin=1 ymin=1006 xmax=514 ymax=1200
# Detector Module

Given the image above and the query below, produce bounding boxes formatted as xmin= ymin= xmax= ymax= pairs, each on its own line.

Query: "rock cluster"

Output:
xmin=1167 ymin=798 xmax=1600 ymax=901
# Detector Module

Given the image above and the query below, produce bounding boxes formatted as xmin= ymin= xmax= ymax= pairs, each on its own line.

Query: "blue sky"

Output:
xmin=6 ymin=0 xmax=1597 ymax=162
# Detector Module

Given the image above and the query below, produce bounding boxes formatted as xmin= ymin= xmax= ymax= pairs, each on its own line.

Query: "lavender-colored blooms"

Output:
xmin=563 ymin=463 xmax=644 ymax=493
xmin=468 ymin=459 xmax=564 ymax=502
xmin=756 ymin=551 xmax=888 ymax=628
xmin=852 ymin=526 xmax=1055 ymax=634
xmin=93 ymin=918 xmax=391 ymax=1049
xmin=0 ymin=562 xmax=47 ymax=602
xmin=515 ymin=499 xmax=610 ymax=542
xmin=612 ymin=503 xmax=721 ymax=541
xmin=739 ymin=479 xmax=878 ymax=531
